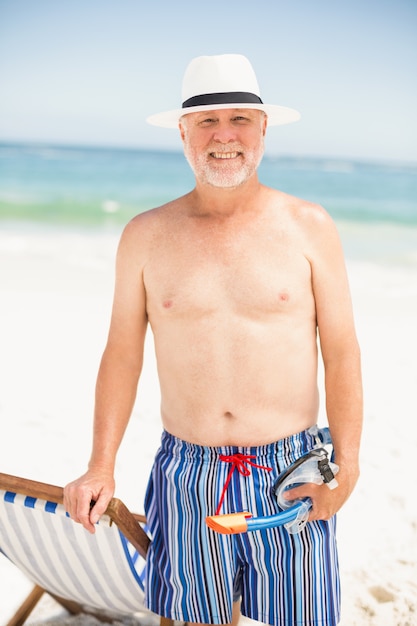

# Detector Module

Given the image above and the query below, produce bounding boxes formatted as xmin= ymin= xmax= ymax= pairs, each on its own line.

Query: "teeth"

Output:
xmin=211 ymin=152 xmax=239 ymax=159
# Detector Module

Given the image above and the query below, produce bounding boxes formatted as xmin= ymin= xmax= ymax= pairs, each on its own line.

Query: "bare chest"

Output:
xmin=145 ymin=226 xmax=313 ymax=320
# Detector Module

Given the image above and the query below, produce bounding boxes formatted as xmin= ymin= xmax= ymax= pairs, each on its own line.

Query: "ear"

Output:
xmin=179 ymin=120 xmax=186 ymax=142
xmin=262 ymin=113 xmax=268 ymax=136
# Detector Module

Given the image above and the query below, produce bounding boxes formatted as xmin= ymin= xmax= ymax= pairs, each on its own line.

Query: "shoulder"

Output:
xmin=266 ymin=187 xmax=344 ymax=264
xmin=124 ymin=199 xmax=180 ymax=234
xmin=289 ymin=197 xmax=346 ymax=275
xmin=277 ymin=190 xmax=334 ymax=230
xmin=280 ymin=190 xmax=340 ymax=246
xmin=118 ymin=197 xmax=186 ymax=252
xmin=266 ymin=187 xmax=338 ymax=238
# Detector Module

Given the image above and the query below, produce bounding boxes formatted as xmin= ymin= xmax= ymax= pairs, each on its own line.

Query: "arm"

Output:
xmin=287 ymin=206 xmax=363 ymax=519
xmin=64 ymin=218 xmax=148 ymax=532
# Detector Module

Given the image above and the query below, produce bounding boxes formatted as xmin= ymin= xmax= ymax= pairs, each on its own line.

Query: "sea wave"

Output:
xmin=1 ymin=143 xmax=416 ymax=228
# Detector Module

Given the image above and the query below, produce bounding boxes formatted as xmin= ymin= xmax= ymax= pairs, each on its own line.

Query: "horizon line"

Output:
xmin=0 ymin=139 xmax=416 ymax=169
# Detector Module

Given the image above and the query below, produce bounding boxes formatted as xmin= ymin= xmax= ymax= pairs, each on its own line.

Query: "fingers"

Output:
xmin=74 ymin=492 xmax=97 ymax=533
xmin=283 ymin=483 xmax=335 ymax=521
xmin=283 ymin=483 xmax=321 ymax=503
xmin=90 ymin=492 xmax=113 ymax=525
xmin=63 ymin=474 xmax=115 ymax=534
xmin=63 ymin=483 xmax=94 ymax=533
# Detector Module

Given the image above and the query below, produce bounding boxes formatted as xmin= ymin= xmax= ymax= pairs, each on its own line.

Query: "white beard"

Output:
xmin=183 ymin=139 xmax=265 ymax=189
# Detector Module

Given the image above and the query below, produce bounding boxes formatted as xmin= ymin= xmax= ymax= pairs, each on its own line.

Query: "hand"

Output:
xmin=63 ymin=470 xmax=115 ymax=533
xmin=283 ymin=464 xmax=359 ymax=522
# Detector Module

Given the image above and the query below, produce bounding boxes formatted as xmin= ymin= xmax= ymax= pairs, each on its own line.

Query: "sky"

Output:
xmin=0 ymin=0 xmax=416 ymax=163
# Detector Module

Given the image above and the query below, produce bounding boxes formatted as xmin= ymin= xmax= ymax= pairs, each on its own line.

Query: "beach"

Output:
xmin=1 ymin=148 xmax=417 ymax=625
xmin=1 ymin=225 xmax=416 ymax=626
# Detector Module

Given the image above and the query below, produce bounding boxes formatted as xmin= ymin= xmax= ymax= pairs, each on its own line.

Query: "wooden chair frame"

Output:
xmin=0 ymin=472 xmax=173 ymax=626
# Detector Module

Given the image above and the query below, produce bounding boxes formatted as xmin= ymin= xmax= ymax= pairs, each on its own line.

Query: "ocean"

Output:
xmin=1 ymin=142 xmax=416 ymax=265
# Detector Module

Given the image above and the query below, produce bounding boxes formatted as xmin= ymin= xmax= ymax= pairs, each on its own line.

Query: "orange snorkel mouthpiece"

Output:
xmin=206 ymin=512 xmax=253 ymax=534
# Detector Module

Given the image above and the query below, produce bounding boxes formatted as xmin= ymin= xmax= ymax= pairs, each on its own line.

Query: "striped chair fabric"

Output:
xmin=0 ymin=473 xmax=167 ymax=625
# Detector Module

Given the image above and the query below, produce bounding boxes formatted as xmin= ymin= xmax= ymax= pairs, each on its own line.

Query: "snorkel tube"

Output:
xmin=205 ymin=501 xmax=311 ymax=535
xmin=206 ymin=428 xmax=339 ymax=535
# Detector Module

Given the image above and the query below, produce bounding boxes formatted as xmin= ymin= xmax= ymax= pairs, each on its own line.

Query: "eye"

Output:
xmin=198 ymin=117 xmax=218 ymax=127
xmin=232 ymin=115 xmax=251 ymax=123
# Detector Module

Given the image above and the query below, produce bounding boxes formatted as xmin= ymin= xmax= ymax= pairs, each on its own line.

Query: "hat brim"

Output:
xmin=146 ymin=103 xmax=300 ymax=128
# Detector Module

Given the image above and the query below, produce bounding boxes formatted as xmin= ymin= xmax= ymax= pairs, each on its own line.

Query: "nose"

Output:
xmin=212 ymin=120 xmax=238 ymax=143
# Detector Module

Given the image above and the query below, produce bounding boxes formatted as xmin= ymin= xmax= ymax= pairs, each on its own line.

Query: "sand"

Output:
xmin=0 ymin=226 xmax=416 ymax=626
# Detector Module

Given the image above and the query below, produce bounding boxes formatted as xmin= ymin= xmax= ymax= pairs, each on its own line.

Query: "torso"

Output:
xmin=140 ymin=185 xmax=319 ymax=446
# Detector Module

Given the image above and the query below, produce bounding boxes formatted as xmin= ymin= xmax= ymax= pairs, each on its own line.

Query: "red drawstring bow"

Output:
xmin=215 ymin=453 xmax=272 ymax=515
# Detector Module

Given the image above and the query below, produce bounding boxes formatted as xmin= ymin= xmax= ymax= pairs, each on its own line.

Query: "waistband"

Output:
xmin=160 ymin=425 xmax=326 ymax=463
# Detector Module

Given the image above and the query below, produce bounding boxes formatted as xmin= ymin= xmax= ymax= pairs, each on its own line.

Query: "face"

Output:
xmin=180 ymin=108 xmax=267 ymax=189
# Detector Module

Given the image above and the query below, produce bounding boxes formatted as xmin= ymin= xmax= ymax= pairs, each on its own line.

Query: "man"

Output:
xmin=64 ymin=54 xmax=362 ymax=626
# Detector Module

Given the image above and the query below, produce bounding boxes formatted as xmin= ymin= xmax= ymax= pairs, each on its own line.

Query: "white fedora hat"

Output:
xmin=146 ymin=54 xmax=301 ymax=128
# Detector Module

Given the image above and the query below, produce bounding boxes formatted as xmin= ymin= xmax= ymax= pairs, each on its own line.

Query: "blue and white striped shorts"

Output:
xmin=144 ymin=428 xmax=340 ymax=625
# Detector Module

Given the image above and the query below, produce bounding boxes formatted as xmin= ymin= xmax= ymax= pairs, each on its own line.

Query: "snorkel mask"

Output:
xmin=206 ymin=427 xmax=339 ymax=535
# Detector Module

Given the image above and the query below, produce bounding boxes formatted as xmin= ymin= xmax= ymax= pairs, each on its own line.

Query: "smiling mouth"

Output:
xmin=210 ymin=151 xmax=241 ymax=160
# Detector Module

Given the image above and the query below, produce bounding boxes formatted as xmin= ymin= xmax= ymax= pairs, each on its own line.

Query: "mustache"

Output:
xmin=206 ymin=144 xmax=244 ymax=153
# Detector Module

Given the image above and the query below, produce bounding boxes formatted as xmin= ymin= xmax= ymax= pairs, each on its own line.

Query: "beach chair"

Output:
xmin=0 ymin=472 xmax=173 ymax=626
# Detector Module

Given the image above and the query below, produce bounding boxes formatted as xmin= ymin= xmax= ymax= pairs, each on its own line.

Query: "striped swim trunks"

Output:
xmin=144 ymin=428 xmax=340 ymax=625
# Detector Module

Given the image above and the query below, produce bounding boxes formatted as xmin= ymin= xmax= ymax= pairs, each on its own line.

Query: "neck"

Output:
xmin=188 ymin=173 xmax=263 ymax=218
